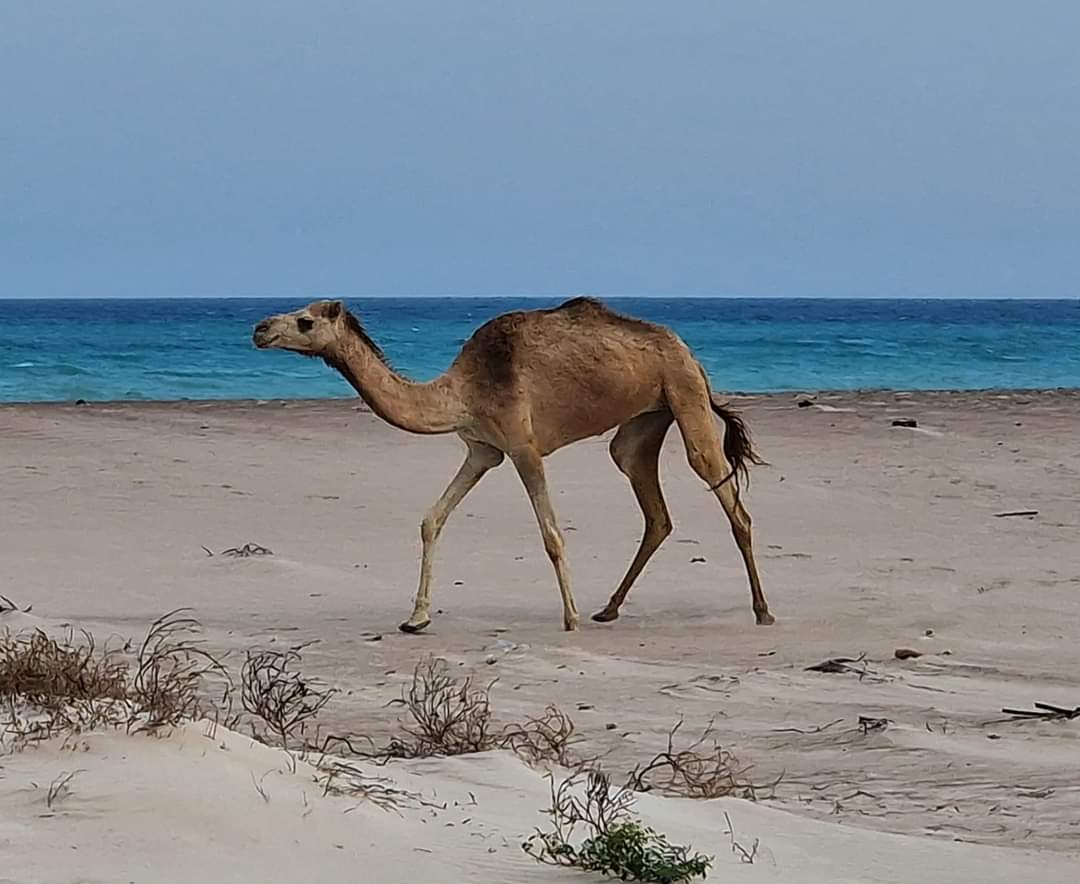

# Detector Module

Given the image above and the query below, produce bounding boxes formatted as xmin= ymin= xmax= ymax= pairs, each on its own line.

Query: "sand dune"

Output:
xmin=2 ymin=719 xmax=1077 ymax=884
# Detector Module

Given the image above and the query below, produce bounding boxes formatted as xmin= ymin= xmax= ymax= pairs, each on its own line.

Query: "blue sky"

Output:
xmin=1 ymin=2 xmax=1078 ymax=299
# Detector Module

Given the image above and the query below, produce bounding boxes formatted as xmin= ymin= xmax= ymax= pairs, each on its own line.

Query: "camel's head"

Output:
xmin=252 ymin=300 xmax=347 ymax=356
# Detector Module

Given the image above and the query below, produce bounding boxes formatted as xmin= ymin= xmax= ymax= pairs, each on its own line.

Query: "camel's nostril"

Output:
xmin=254 ymin=321 xmax=270 ymax=335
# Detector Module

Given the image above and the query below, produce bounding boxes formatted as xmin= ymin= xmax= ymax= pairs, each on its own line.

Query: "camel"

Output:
xmin=252 ymin=297 xmax=774 ymax=633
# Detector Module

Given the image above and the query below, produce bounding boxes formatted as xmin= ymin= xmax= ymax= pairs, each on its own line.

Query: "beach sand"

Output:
xmin=3 ymin=391 xmax=1079 ymax=881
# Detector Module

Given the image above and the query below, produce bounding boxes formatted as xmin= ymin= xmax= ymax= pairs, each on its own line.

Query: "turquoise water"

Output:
xmin=2 ymin=298 xmax=1079 ymax=402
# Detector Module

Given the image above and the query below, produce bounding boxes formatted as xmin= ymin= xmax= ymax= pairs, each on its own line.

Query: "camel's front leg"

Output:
xmin=509 ymin=446 xmax=579 ymax=631
xmin=400 ymin=442 xmax=504 ymax=633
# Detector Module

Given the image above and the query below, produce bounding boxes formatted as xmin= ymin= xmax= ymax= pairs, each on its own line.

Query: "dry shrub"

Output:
xmin=501 ymin=705 xmax=578 ymax=767
xmin=548 ymin=770 xmax=636 ymax=837
xmin=1 ymin=609 xmax=230 ymax=749
xmin=1 ymin=628 xmax=131 ymax=745
xmin=382 ymin=655 xmax=497 ymax=757
xmin=626 ymin=718 xmax=777 ymax=801
xmin=358 ymin=655 xmax=578 ymax=765
xmin=240 ymin=644 xmax=334 ymax=751
xmin=130 ymin=609 xmax=231 ymax=732
xmin=0 ymin=628 xmax=128 ymax=707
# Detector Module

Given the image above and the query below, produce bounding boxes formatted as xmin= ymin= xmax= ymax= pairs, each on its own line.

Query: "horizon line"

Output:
xmin=3 ymin=293 xmax=1079 ymax=302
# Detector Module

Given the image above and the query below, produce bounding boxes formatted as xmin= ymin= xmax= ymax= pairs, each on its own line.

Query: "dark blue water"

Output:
xmin=2 ymin=298 xmax=1079 ymax=402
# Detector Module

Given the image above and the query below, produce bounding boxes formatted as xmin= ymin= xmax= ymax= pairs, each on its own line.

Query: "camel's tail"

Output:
xmin=710 ymin=396 xmax=766 ymax=485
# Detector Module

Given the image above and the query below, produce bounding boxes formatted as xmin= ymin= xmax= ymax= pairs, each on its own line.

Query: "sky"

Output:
xmin=1 ymin=2 xmax=1078 ymax=299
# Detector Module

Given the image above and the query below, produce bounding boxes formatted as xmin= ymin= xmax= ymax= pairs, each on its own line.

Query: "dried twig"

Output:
xmin=858 ymin=715 xmax=890 ymax=734
xmin=0 ymin=594 xmax=32 ymax=615
xmin=250 ymin=771 xmax=271 ymax=803
xmin=47 ymin=769 xmax=84 ymax=809
xmin=805 ymin=653 xmax=890 ymax=683
xmin=315 ymin=758 xmax=418 ymax=813
xmin=771 ymin=718 xmax=844 ymax=735
xmin=625 ymin=718 xmax=776 ymax=800
xmin=220 ymin=544 xmax=273 ymax=558
xmin=723 ymin=811 xmax=760 ymax=864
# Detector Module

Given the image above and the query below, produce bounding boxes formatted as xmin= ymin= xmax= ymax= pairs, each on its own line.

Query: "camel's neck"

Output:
xmin=325 ymin=335 xmax=462 ymax=435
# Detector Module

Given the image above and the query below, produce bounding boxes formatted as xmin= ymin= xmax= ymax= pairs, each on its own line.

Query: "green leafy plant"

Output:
xmin=523 ymin=770 xmax=712 ymax=882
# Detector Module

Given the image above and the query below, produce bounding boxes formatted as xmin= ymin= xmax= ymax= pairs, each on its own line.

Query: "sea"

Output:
xmin=2 ymin=297 xmax=1079 ymax=403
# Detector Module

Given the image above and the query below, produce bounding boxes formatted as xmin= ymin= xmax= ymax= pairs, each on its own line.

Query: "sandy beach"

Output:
xmin=3 ymin=390 xmax=1079 ymax=881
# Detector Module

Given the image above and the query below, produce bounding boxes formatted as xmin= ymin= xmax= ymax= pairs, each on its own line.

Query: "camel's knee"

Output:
xmin=731 ymin=520 xmax=751 ymax=548
xmin=648 ymin=512 xmax=673 ymax=544
xmin=541 ymin=526 xmax=565 ymax=562
xmin=420 ymin=512 xmax=439 ymax=546
xmin=730 ymin=506 xmax=753 ymax=546
xmin=735 ymin=503 xmax=751 ymax=531
xmin=660 ymin=513 xmax=674 ymax=539
xmin=686 ymin=443 xmax=729 ymax=486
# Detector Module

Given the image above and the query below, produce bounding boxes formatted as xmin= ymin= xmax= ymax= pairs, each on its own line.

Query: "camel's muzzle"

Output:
xmin=252 ymin=320 xmax=275 ymax=348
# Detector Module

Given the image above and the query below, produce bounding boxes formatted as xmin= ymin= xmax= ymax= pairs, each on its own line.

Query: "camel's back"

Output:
xmin=455 ymin=298 xmax=698 ymax=450
xmin=458 ymin=297 xmax=675 ymax=382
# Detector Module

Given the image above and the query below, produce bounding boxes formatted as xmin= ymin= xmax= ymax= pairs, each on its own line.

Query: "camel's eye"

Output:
xmin=297 ymin=317 xmax=314 ymax=333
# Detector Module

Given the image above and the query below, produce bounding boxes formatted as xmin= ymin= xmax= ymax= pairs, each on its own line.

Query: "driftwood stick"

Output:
xmin=1033 ymin=702 xmax=1076 ymax=715
xmin=1002 ymin=703 xmax=1080 ymax=721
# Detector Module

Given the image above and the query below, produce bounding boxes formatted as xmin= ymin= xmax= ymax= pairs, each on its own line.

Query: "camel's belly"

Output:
xmin=458 ymin=363 xmax=668 ymax=456
xmin=531 ymin=391 xmax=667 ymax=455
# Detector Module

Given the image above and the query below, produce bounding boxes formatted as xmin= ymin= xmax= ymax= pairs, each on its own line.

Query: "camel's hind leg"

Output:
xmin=593 ymin=411 xmax=675 ymax=623
xmin=400 ymin=441 xmax=504 ymax=633
xmin=508 ymin=445 xmax=579 ymax=631
xmin=710 ymin=478 xmax=774 ymax=625
xmin=667 ymin=383 xmax=774 ymax=625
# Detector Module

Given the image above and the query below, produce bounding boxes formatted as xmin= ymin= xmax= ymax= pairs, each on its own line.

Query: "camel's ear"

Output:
xmin=323 ymin=300 xmax=344 ymax=320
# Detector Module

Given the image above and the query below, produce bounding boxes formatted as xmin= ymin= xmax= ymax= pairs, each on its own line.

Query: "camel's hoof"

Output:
xmin=756 ymin=612 xmax=776 ymax=626
xmin=591 ymin=608 xmax=619 ymax=623
xmin=563 ymin=617 xmax=580 ymax=632
xmin=398 ymin=619 xmax=431 ymax=635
